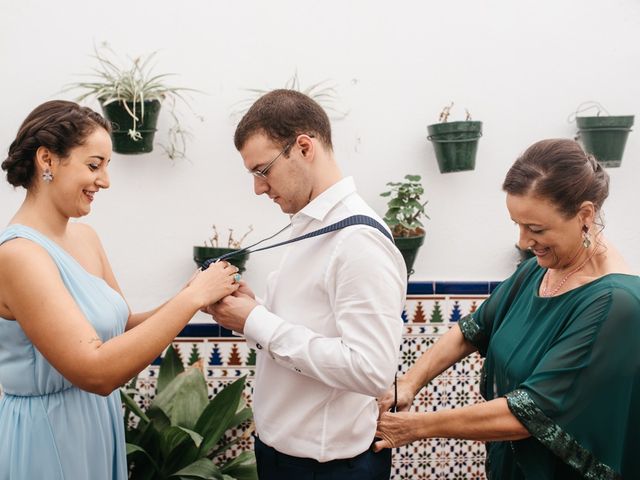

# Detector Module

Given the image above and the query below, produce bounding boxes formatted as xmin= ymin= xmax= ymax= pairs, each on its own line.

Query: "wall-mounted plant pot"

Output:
xmin=394 ymin=234 xmax=425 ymax=277
xmin=427 ymin=121 xmax=482 ymax=173
xmin=100 ymin=99 xmax=162 ymax=154
xmin=576 ymin=115 xmax=634 ymax=168
xmin=193 ymin=246 xmax=250 ymax=273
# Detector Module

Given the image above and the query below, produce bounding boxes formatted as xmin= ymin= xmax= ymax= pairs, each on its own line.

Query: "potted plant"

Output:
xmin=427 ymin=102 xmax=483 ymax=173
xmin=232 ymin=71 xmax=348 ymax=120
xmin=121 ymin=345 xmax=257 ymax=479
xmin=66 ymin=44 xmax=197 ymax=159
xmin=575 ymin=113 xmax=634 ymax=168
xmin=380 ymin=174 xmax=429 ymax=276
xmin=193 ymin=226 xmax=253 ymax=273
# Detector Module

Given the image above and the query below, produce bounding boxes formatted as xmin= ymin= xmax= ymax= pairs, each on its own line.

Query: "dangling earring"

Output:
xmin=42 ymin=169 xmax=53 ymax=183
xmin=582 ymin=225 xmax=591 ymax=249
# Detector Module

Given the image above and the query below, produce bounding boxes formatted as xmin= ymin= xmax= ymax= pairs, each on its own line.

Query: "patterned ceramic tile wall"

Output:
xmin=131 ymin=282 xmax=497 ymax=479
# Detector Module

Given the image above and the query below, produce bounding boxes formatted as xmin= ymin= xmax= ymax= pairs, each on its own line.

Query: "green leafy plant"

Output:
xmin=380 ymin=174 xmax=429 ymax=237
xmin=66 ymin=43 xmax=199 ymax=160
xmin=121 ymin=345 xmax=257 ymax=480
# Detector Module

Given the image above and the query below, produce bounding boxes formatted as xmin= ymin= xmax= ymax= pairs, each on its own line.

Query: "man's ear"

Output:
xmin=297 ymin=134 xmax=315 ymax=161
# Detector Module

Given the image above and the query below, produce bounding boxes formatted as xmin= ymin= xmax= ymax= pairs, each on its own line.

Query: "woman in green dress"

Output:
xmin=375 ymin=139 xmax=640 ymax=479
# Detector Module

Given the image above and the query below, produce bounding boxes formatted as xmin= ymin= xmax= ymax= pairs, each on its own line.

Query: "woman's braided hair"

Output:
xmin=2 ymin=100 xmax=111 ymax=189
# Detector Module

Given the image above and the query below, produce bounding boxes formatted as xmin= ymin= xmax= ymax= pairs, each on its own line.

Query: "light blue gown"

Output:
xmin=0 ymin=225 xmax=129 ymax=479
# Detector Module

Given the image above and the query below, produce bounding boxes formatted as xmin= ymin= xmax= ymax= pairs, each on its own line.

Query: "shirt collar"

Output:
xmin=293 ymin=177 xmax=356 ymax=222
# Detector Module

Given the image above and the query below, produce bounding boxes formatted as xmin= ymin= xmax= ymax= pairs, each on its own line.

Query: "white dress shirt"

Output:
xmin=244 ymin=177 xmax=407 ymax=462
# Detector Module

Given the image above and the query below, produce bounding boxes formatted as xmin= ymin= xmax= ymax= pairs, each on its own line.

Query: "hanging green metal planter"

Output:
xmin=394 ymin=234 xmax=426 ymax=276
xmin=193 ymin=225 xmax=253 ymax=273
xmin=380 ymin=174 xmax=429 ymax=277
xmin=427 ymin=103 xmax=482 ymax=173
xmin=101 ymin=100 xmax=162 ymax=154
xmin=427 ymin=120 xmax=483 ymax=173
xmin=193 ymin=246 xmax=250 ymax=273
xmin=65 ymin=45 xmax=198 ymax=160
xmin=576 ymin=115 xmax=634 ymax=168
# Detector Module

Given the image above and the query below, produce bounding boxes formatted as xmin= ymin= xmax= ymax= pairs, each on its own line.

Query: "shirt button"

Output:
xmin=294 ymin=367 xmax=302 ymax=373
xmin=256 ymin=343 xmax=263 ymax=350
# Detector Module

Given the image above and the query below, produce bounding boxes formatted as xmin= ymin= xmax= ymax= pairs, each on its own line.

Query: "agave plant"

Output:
xmin=121 ymin=345 xmax=257 ymax=480
xmin=66 ymin=44 xmax=198 ymax=160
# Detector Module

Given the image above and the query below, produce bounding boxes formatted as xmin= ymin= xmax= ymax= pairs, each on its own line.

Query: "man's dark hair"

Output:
xmin=234 ymin=89 xmax=332 ymax=152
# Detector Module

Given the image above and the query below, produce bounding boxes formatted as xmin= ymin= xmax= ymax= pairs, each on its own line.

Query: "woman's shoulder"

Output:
xmin=0 ymin=235 xmax=60 ymax=289
xmin=596 ymin=273 xmax=640 ymax=301
xmin=574 ymin=274 xmax=640 ymax=320
xmin=0 ymin=232 xmax=50 ymax=263
xmin=589 ymin=272 xmax=640 ymax=291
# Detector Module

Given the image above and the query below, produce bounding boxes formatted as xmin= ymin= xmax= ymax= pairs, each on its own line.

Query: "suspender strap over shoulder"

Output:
xmin=201 ymin=215 xmax=392 ymax=270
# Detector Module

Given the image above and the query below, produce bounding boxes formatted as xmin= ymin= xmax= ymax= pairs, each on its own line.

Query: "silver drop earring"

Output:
xmin=42 ymin=169 xmax=53 ymax=183
xmin=582 ymin=225 xmax=591 ymax=249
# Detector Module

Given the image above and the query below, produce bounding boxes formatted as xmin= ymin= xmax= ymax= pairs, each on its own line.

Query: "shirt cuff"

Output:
xmin=244 ymin=304 xmax=285 ymax=353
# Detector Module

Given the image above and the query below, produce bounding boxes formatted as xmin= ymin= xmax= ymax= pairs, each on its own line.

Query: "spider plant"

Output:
xmin=66 ymin=44 xmax=198 ymax=160
xmin=232 ymin=71 xmax=348 ymax=120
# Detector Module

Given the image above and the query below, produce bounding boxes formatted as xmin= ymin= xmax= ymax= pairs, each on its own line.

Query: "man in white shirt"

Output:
xmin=208 ymin=89 xmax=406 ymax=479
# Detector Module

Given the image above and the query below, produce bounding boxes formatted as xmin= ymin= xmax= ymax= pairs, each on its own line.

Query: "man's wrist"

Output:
xmin=244 ymin=305 xmax=285 ymax=350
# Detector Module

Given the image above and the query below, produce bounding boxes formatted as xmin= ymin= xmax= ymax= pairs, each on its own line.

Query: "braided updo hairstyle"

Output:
xmin=502 ymin=139 xmax=609 ymax=219
xmin=2 ymin=100 xmax=111 ymax=189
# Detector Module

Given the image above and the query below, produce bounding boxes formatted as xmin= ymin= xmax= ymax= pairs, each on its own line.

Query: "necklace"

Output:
xmin=541 ymin=248 xmax=598 ymax=297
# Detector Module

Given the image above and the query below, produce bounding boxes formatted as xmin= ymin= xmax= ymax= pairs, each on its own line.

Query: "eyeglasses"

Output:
xmin=248 ymin=134 xmax=315 ymax=179
xmin=249 ymin=141 xmax=293 ymax=179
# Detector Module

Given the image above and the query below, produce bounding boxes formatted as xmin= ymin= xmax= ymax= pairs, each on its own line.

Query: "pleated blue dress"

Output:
xmin=0 ymin=225 xmax=129 ymax=479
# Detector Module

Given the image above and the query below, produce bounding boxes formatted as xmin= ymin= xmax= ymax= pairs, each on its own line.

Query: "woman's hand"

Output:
xmin=187 ymin=261 xmax=239 ymax=308
xmin=373 ymin=411 xmax=423 ymax=452
xmin=377 ymin=376 xmax=419 ymax=417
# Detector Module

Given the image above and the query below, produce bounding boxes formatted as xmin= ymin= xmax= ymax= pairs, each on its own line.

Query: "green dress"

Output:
xmin=459 ymin=258 xmax=640 ymax=479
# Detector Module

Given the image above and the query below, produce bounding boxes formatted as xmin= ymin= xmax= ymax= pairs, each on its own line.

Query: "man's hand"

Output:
xmin=205 ymin=289 xmax=258 ymax=334
xmin=235 ymin=281 xmax=256 ymax=299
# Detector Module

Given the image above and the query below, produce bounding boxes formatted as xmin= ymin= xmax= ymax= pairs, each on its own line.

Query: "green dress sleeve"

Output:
xmin=459 ymin=258 xmax=537 ymax=356
xmin=505 ymin=285 xmax=640 ymax=479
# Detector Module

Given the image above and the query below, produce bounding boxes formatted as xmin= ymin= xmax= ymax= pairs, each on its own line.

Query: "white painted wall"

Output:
xmin=1 ymin=0 xmax=639 ymax=318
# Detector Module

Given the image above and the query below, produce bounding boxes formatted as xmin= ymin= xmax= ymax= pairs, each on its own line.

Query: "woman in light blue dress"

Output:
xmin=0 ymin=100 xmax=240 ymax=479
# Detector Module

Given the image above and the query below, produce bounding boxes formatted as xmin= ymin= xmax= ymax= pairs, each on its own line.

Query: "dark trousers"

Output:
xmin=254 ymin=436 xmax=392 ymax=480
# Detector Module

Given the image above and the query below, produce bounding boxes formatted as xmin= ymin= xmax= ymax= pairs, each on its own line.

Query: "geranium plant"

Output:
xmin=380 ymin=174 xmax=429 ymax=237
